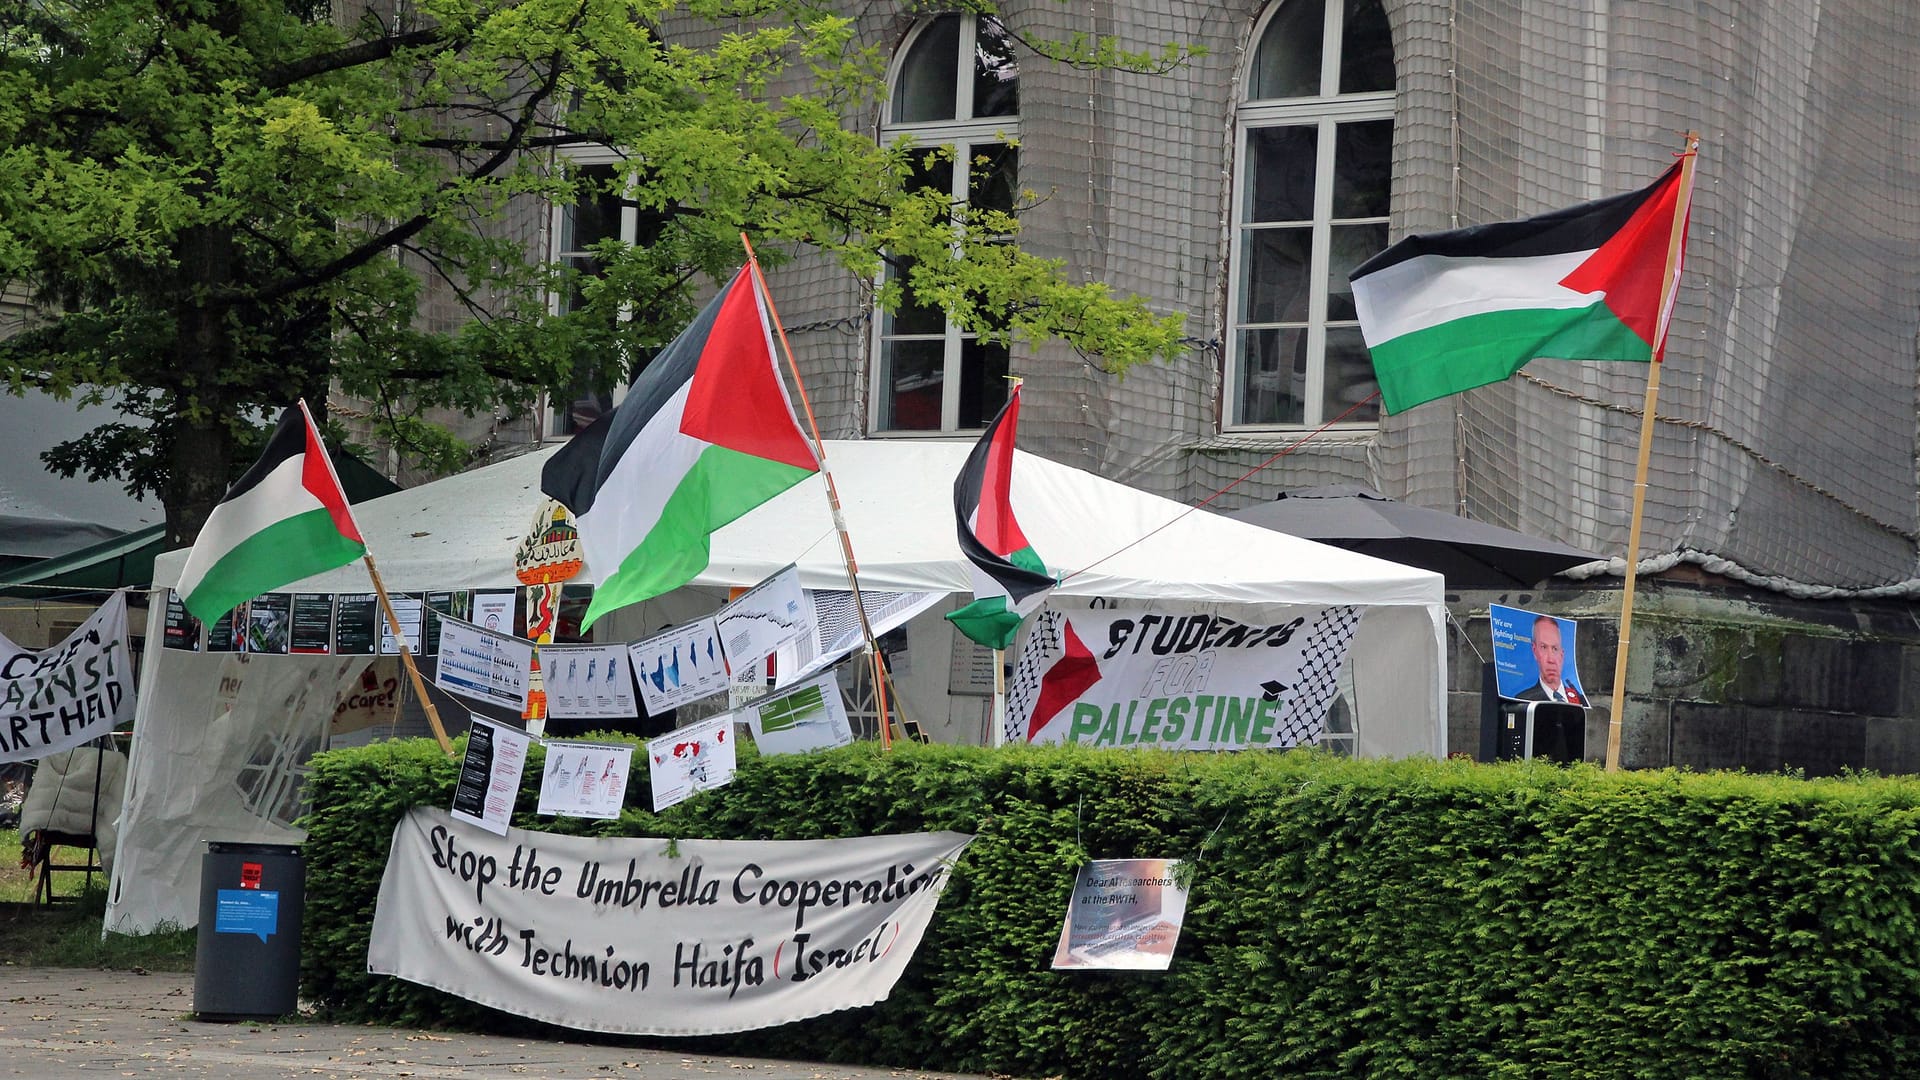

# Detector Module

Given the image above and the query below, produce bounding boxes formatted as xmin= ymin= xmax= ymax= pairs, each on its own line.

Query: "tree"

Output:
xmin=0 ymin=0 xmax=1191 ymax=546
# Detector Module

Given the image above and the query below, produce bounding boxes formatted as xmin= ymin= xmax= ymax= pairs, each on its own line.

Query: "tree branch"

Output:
xmin=260 ymin=25 xmax=457 ymax=90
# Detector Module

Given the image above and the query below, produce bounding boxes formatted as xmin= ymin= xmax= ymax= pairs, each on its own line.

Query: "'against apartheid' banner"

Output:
xmin=368 ymin=806 xmax=972 ymax=1035
xmin=0 ymin=592 xmax=133 ymax=762
xmin=1005 ymin=606 xmax=1360 ymax=750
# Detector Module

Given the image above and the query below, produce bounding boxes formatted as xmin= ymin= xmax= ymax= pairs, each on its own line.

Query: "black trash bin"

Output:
xmin=193 ymin=841 xmax=304 ymax=1021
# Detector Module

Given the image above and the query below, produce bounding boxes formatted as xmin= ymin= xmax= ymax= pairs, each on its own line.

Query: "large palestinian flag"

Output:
xmin=1351 ymin=159 xmax=1691 ymax=414
xmin=577 ymin=266 xmax=818 ymax=629
xmin=176 ymin=402 xmax=367 ymax=625
xmin=946 ymin=384 xmax=1055 ymax=650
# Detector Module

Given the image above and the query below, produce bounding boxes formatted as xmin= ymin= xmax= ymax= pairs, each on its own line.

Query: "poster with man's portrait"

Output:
xmin=1490 ymin=604 xmax=1588 ymax=707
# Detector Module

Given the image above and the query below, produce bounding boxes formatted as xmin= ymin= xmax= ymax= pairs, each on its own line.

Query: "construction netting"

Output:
xmin=743 ymin=0 xmax=1920 ymax=598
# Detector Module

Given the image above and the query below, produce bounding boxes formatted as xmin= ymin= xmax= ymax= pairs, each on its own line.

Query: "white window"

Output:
xmin=1227 ymin=0 xmax=1395 ymax=428
xmin=874 ymin=14 xmax=1019 ymax=433
xmin=544 ymin=159 xmax=633 ymax=439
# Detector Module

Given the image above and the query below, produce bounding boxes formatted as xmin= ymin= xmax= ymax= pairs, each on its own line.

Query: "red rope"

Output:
xmin=1060 ymin=391 xmax=1383 ymax=583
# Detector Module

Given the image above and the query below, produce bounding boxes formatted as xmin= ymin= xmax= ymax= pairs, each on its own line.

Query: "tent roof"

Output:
xmin=151 ymin=441 xmax=1444 ymax=608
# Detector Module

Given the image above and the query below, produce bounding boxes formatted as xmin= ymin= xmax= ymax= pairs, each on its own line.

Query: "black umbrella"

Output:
xmin=1224 ymin=484 xmax=1603 ymax=590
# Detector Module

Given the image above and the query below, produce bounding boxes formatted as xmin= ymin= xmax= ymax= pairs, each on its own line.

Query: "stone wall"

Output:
xmin=1446 ymin=577 xmax=1920 ymax=775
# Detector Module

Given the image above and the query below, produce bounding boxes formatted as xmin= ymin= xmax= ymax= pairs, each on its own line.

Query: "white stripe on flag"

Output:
xmin=175 ymin=454 xmax=323 ymax=598
xmin=1353 ymin=249 xmax=1597 ymax=345
xmin=576 ymin=381 xmax=707 ymax=580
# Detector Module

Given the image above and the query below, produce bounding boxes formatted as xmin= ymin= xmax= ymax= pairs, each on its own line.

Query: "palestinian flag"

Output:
xmin=946 ymin=384 xmax=1055 ymax=650
xmin=176 ymin=402 xmax=366 ymax=625
xmin=1350 ymin=159 xmax=1692 ymax=414
xmin=577 ymin=266 xmax=818 ymax=628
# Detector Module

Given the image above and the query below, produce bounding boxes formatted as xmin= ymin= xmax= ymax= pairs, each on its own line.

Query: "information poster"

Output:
xmin=646 ymin=714 xmax=736 ymax=811
xmin=290 ymin=593 xmax=334 ymax=654
xmin=162 ymin=591 xmax=201 ymax=652
xmin=472 ymin=590 xmax=516 ymax=636
xmin=536 ymin=740 xmax=634 ymax=819
xmin=743 ymin=673 xmax=854 ymax=756
xmin=379 ymin=593 xmax=425 ymax=655
xmin=334 ymin=594 xmax=380 ymax=655
xmin=1051 ymin=858 xmax=1188 ymax=971
xmin=244 ymin=593 xmax=292 ymax=654
xmin=450 ymin=716 xmax=530 ymax=836
xmin=436 ymin=614 xmax=534 ymax=711
xmin=716 ymin=565 xmax=812 ymax=674
xmin=206 ymin=603 xmax=246 ymax=653
xmin=423 ymin=591 xmax=462 ymax=657
xmin=1490 ymin=604 xmax=1587 ymax=706
xmin=630 ymin=618 xmax=729 ymax=713
xmin=541 ymin=643 xmax=637 ymax=720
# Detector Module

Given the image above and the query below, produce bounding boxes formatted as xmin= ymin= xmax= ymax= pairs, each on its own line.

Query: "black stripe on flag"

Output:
xmin=953 ymin=398 xmax=1054 ymax=606
xmin=219 ymin=406 xmax=307 ymax=504
xmin=1351 ymin=161 xmax=1681 ymax=279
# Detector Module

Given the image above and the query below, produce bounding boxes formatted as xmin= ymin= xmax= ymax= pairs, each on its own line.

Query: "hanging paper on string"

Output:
xmin=742 ymin=673 xmax=854 ymax=756
xmin=540 ymin=643 xmax=637 ymax=720
xmin=646 ymin=714 xmax=736 ymax=811
xmin=715 ymin=565 xmax=813 ymax=674
xmin=436 ymin=615 xmax=534 ymax=712
xmin=450 ymin=716 xmax=530 ymax=836
xmin=629 ymin=618 xmax=728 ymax=713
xmin=536 ymin=740 xmax=633 ymax=819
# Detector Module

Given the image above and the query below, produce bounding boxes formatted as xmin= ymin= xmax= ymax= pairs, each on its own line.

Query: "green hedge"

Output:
xmin=302 ymin=740 xmax=1920 ymax=1079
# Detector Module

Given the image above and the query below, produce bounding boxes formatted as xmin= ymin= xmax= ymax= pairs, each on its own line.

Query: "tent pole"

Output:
xmin=991 ymin=648 xmax=1007 ymax=747
xmin=1604 ymin=132 xmax=1699 ymax=771
xmin=363 ymin=554 xmax=453 ymax=755
xmin=740 ymin=234 xmax=896 ymax=748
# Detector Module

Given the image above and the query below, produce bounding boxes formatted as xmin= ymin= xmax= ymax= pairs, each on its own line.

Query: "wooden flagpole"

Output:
xmin=738 ymin=234 xmax=897 ymax=748
xmin=1604 ymin=132 xmax=1699 ymax=771
xmin=364 ymin=553 xmax=454 ymax=755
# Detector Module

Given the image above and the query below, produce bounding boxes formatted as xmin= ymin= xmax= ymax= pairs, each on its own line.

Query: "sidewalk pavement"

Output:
xmin=0 ymin=966 xmax=993 ymax=1079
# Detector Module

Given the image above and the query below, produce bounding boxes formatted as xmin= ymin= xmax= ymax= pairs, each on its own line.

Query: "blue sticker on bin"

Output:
xmin=214 ymin=889 xmax=279 ymax=942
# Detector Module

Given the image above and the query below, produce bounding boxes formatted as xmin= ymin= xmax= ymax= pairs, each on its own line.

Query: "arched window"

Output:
xmin=1227 ymin=0 xmax=1395 ymax=428
xmin=874 ymin=14 xmax=1019 ymax=433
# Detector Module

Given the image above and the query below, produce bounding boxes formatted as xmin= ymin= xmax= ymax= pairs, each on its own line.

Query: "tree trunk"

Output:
xmin=163 ymin=225 xmax=238 ymax=549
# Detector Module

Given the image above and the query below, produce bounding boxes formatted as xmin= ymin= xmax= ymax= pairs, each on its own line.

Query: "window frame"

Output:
xmin=541 ymin=147 xmax=638 ymax=441
xmin=870 ymin=14 xmax=1020 ymax=436
xmin=1225 ymin=0 xmax=1396 ymax=431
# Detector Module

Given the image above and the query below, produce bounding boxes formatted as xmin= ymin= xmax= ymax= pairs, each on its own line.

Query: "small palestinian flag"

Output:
xmin=946 ymin=384 xmax=1055 ymax=650
xmin=1350 ymin=158 xmax=1692 ymax=414
xmin=176 ymin=402 xmax=367 ymax=625
xmin=577 ymin=266 xmax=819 ymax=628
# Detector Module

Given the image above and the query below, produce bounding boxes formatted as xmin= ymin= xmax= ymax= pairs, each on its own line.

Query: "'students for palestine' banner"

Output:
xmin=368 ymin=807 xmax=972 ymax=1035
xmin=0 ymin=592 xmax=133 ymax=763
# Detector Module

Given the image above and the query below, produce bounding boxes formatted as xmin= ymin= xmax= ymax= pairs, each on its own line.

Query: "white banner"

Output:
xmin=1006 ymin=607 xmax=1360 ymax=750
xmin=0 ymin=592 xmax=134 ymax=763
xmin=369 ymin=807 xmax=973 ymax=1035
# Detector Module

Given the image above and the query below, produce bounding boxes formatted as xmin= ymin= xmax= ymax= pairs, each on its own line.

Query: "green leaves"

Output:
xmin=302 ymin=743 xmax=1920 ymax=1078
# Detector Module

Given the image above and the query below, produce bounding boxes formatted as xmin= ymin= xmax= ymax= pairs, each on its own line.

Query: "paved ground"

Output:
xmin=0 ymin=967 xmax=991 ymax=1079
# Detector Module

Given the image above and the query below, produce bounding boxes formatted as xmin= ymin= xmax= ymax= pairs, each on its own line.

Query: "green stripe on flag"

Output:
xmin=1007 ymin=545 xmax=1045 ymax=577
xmin=180 ymin=508 xmax=366 ymax=625
xmin=1369 ymin=301 xmax=1651 ymax=414
xmin=584 ymin=445 xmax=814 ymax=627
xmin=947 ymin=596 xmax=1025 ymax=651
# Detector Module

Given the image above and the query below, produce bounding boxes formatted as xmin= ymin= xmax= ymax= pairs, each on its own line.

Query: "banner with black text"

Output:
xmin=0 ymin=592 xmax=133 ymax=762
xmin=1006 ymin=606 xmax=1360 ymax=750
xmin=368 ymin=806 xmax=972 ymax=1035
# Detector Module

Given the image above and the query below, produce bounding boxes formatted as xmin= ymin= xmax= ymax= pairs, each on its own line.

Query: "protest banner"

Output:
xmin=1005 ymin=606 xmax=1360 ymax=750
xmin=0 ymin=592 xmax=134 ymax=762
xmin=368 ymin=807 xmax=972 ymax=1035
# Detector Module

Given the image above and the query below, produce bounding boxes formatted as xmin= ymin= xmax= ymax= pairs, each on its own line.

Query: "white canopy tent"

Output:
xmin=107 ymin=440 xmax=1446 ymax=933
